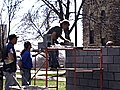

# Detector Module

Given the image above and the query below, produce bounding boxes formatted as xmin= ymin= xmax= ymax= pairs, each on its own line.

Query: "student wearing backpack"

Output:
xmin=3 ymin=34 xmax=18 ymax=90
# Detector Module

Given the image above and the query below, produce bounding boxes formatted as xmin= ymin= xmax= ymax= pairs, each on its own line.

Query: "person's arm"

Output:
xmin=60 ymin=35 xmax=70 ymax=42
xmin=8 ymin=48 xmax=15 ymax=61
xmin=18 ymin=61 xmax=22 ymax=70
xmin=52 ymin=32 xmax=59 ymax=44
xmin=8 ymin=53 xmax=14 ymax=61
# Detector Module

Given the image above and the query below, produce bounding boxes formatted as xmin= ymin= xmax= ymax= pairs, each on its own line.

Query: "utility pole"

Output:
xmin=74 ymin=0 xmax=77 ymax=46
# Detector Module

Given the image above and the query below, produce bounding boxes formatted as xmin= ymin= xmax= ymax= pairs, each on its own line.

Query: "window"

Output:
xmin=101 ymin=38 xmax=106 ymax=46
xmin=101 ymin=10 xmax=106 ymax=19
xmin=90 ymin=30 xmax=94 ymax=44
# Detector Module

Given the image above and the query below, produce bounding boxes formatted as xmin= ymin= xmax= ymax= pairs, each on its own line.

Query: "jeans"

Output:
xmin=22 ymin=68 xmax=31 ymax=86
xmin=3 ymin=72 xmax=17 ymax=90
xmin=49 ymin=51 xmax=60 ymax=68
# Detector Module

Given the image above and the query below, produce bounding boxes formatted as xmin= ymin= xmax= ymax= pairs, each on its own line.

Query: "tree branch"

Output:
xmin=69 ymin=0 xmax=85 ymax=33
xmin=65 ymin=0 xmax=70 ymax=19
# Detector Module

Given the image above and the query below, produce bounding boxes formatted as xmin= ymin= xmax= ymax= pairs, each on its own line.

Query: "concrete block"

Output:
xmin=66 ymin=84 xmax=74 ymax=90
xmin=69 ymin=71 xmax=75 ymax=78
xmin=102 ymin=64 xmax=108 ymax=71
xmin=79 ymin=51 xmax=88 ymax=55
xmin=76 ymin=78 xmax=80 ymax=85
xmin=66 ymin=57 xmax=74 ymax=63
xmin=79 ymin=64 xmax=88 ymax=68
xmin=96 ymin=51 xmax=100 ymax=55
xmin=79 ymin=79 xmax=89 ymax=86
xmin=88 ymin=79 xmax=98 ymax=87
xmin=66 ymin=51 xmax=74 ymax=57
xmin=93 ymin=56 xmax=100 ymax=64
xmin=107 ymin=48 xmax=119 ymax=55
xmin=93 ymin=88 xmax=101 ymax=90
xmin=66 ymin=77 xmax=74 ymax=84
xmin=83 ymin=56 xmax=93 ymax=63
xmin=76 ymin=73 xmax=84 ymax=78
xmin=103 ymin=72 xmax=114 ymax=80
xmin=65 ymin=64 xmax=73 ymax=68
xmin=88 ymin=64 xmax=99 ymax=68
xmin=115 ymin=73 xmax=120 ymax=80
xmin=93 ymin=72 xmax=100 ymax=79
xmin=76 ymin=56 xmax=84 ymax=64
xmin=77 ymin=86 xmax=84 ymax=90
xmin=108 ymin=64 xmax=120 ymax=72
xmin=103 ymin=80 xmax=109 ymax=88
xmin=103 ymin=56 xmax=113 ymax=63
xmin=102 ymin=48 xmax=108 ymax=55
xmin=87 ymin=51 xmax=97 ymax=55
xmin=93 ymin=88 xmax=109 ymax=90
xmin=83 ymin=87 xmax=93 ymax=90
xmin=114 ymin=56 xmax=120 ymax=64
xmin=109 ymin=81 xmax=120 ymax=89
xmin=84 ymin=73 xmax=93 ymax=79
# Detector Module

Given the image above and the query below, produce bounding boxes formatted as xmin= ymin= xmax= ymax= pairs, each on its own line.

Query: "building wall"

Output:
xmin=83 ymin=0 xmax=120 ymax=46
xmin=66 ymin=47 xmax=120 ymax=90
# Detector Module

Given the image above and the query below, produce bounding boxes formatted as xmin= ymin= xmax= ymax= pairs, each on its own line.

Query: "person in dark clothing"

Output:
xmin=3 ymin=34 xmax=18 ymax=90
xmin=18 ymin=41 xmax=33 ymax=86
xmin=46 ymin=20 xmax=70 ymax=70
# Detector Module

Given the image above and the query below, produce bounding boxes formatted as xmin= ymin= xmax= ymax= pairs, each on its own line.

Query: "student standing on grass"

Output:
xmin=3 ymin=34 xmax=18 ymax=90
xmin=18 ymin=41 xmax=33 ymax=86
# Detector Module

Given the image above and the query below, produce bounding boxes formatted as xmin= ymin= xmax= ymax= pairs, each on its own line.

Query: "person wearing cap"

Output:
xmin=46 ymin=19 xmax=70 ymax=70
xmin=18 ymin=41 xmax=33 ymax=86
xmin=106 ymin=41 xmax=114 ymax=46
xmin=3 ymin=34 xmax=18 ymax=90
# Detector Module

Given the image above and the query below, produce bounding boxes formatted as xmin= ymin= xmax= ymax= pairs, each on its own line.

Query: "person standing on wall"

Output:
xmin=46 ymin=20 xmax=70 ymax=70
xmin=3 ymin=34 xmax=18 ymax=90
xmin=18 ymin=41 xmax=33 ymax=86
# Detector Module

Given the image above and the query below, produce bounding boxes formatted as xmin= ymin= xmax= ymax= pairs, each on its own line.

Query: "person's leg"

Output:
xmin=22 ymin=68 xmax=31 ymax=86
xmin=3 ymin=72 xmax=17 ymax=90
xmin=56 ymin=51 xmax=60 ymax=67
xmin=50 ymin=51 xmax=59 ymax=68
xmin=48 ymin=51 xmax=53 ymax=68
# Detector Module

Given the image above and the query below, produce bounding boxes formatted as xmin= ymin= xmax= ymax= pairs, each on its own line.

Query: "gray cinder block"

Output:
xmin=83 ymin=56 xmax=93 ymax=63
xmin=107 ymin=48 xmax=119 ymax=55
xmin=108 ymin=64 xmax=120 ymax=72
xmin=115 ymin=73 xmax=120 ymax=80
xmin=109 ymin=81 xmax=120 ymax=89
xmin=103 ymin=56 xmax=113 ymax=64
xmin=114 ymin=56 xmax=120 ymax=64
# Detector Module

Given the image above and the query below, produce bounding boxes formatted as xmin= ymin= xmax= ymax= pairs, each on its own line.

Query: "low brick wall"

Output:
xmin=66 ymin=47 xmax=120 ymax=90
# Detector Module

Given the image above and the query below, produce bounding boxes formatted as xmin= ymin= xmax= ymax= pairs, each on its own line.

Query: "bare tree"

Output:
xmin=1 ymin=0 xmax=24 ymax=38
xmin=40 ymin=0 xmax=85 ymax=41
xmin=12 ymin=0 xmax=85 ymax=45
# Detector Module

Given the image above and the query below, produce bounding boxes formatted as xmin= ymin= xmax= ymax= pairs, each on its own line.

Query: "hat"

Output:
xmin=60 ymin=19 xmax=70 ymax=26
xmin=106 ymin=41 xmax=113 ymax=44
xmin=8 ymin=34 xmax=19 ymax=40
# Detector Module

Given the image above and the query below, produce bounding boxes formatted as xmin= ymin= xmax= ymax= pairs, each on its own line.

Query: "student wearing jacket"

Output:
xmin=19 ymin=41 xmax=33 ymax=86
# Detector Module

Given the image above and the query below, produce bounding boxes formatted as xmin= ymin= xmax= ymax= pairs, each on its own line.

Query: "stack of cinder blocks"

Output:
xmin=66 ymin=47 xmax=120 ymax=90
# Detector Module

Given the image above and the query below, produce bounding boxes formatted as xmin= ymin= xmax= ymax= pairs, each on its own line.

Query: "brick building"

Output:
xmin=83 ymin=0 xmax=120 ymax=46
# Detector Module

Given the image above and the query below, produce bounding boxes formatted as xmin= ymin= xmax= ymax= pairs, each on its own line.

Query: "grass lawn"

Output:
xmin=3 ymin=77 xmax=66 ymax=90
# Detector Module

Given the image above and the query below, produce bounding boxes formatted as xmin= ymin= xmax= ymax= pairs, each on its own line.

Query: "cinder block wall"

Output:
xmin=66 ymin=47 xmax=120 ymax=90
